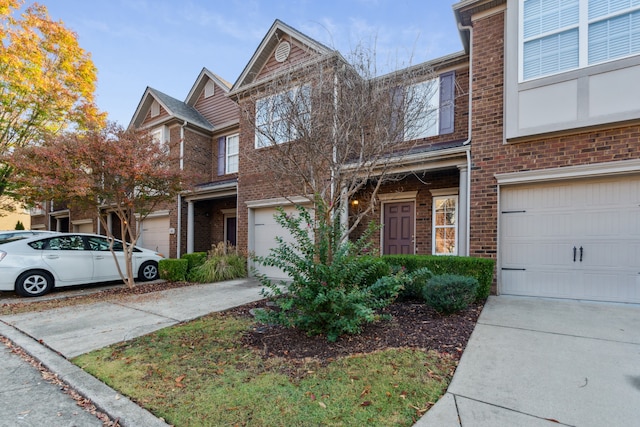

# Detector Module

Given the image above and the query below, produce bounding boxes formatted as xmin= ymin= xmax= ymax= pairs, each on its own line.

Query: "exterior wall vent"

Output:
xmin=274 ymin=41 xmax=291 ymax=63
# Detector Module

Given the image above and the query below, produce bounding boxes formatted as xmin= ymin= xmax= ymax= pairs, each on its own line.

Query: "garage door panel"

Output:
xmin=252 ymin=206 xmax=312 ymax=280
xmin=500 ymin=175 xmax=640 ymax=303
xmin=139 ymin=216 xmax=170 ymax=256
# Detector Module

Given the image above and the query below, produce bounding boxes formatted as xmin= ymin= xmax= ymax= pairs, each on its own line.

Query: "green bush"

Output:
xmin=158 ymin=259 xmax=188 ymax=282
xmin=382 ymin=255 xmax=495 ymax=301
xmin=253 ymin=201 xmax=403 ymax=342
xmin=189 ymin=254 xmax=247 ymax=283
xmin=181 ymin=252 xmax=207 ymax=275
xmin=423 ymin=274 xmax=478 ymax=314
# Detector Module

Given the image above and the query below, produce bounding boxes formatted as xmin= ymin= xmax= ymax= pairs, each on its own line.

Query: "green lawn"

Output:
xmin=73 ymin=311 xmax=455 ymax=426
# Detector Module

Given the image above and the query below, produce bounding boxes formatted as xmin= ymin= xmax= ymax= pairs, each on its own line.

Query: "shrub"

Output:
xmin=422 ymin=274 xmax=478 ymax=314
xmin=382 ymin=255 xmax=494 ymax=300
xmin=181 ymin=252 xmax=207 ymax=275
xmin=253 ymin=200 xmax=402 ymax=342
xmin=188 ymin=254 xmax=247 ymax=283
xmin=158 ymin=259 xmax=188 ymax=282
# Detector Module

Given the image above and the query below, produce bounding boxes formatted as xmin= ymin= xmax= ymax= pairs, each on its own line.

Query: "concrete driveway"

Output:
xmin=417 ymin=296 xmax=640 ymax=426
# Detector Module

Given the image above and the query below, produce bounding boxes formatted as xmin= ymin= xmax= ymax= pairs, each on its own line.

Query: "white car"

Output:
xmin=0 ymin=233 xmax=163 ymax=297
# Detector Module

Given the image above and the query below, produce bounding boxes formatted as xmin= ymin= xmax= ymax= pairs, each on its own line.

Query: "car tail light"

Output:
xmin=0 ymin=250 xmax=6 ymax=261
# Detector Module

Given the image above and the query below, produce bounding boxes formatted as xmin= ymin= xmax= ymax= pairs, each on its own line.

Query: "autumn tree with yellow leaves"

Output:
xmin=0 ymin=0 xmax=102 ymax=211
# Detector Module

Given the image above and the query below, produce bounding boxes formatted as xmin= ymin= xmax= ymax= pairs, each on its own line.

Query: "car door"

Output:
xmin=86 ymin=235 xmax=126 ymax=281
xmin=39 ymin=235 xmax=94 ymax=284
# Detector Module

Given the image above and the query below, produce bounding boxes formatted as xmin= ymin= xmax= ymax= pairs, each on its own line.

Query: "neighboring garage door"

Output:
xmin=139 ymin=216 xmax=170 ymax=256
xmin=252 ymin=206 xmax=309 ymax=279
xmin=74 ymin=222 xmax=93 ymax=233
xmin=500 ymin=175 xmax=640 ymax=303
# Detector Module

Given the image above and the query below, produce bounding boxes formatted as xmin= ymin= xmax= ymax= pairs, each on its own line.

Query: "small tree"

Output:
xmin=14 ymin=220 xmax=24 ymax=230
xmin=0 ymin=0 xmax=103 ymax=211
xmin=10 ymin=122 xmax=189 ymax=287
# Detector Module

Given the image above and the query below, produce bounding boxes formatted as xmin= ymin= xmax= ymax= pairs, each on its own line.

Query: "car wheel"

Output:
xmin=138 ymin=261 xmax=159 ymax=281
xmin=16 ymin=270 xmax=54 ymax=297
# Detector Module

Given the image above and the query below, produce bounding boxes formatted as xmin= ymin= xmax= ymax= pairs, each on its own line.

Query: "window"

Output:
xmin=150 ymin=100 xmax=160 ymax=117
xmin=402 ymin=71 xmax=455 ymax=140
xmin=255 ymin=85 xmax=311 ymax=148
xmin=30 ymin=235 xmax=86 ymax=251
xmin=204 ymin=80 xmax=215 ymax=98
xmin=225 ymin=134 xmax=239 ymax=174
xmin=432 ymin=195 xmax=458 ymax=255
xmin=406 ymin=78 xmax=440 ymax=140
xmin=521 ymin=0 xmax=640 ymax=80
xmin=150 ymin=126 xmax=169 ymax=153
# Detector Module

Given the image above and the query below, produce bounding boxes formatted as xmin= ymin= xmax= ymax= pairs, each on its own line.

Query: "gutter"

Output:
xmin=458 ymin=21 xmax=473 ymax=256
xmin=176 ymin=120 xmax=187 ymax=258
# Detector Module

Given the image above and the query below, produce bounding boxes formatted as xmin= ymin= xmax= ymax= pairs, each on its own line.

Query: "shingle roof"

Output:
xmin=148 ymin=88 xmax=213 ymax=131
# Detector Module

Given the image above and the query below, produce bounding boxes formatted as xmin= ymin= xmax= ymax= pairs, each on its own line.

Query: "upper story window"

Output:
xmin=225 ymin=134 xmax=239 ymax=174
xmin=150 ymin=126 xmax=169 ymax=153
xmin=403 ymin=71 xmax=455 ymax=140
xmin=521 ymin=0 xmax=640 ymax=81
xmin=407 ymin=78 xmax=440 ymax=139
xmin=254 ymin=85 xmax=311 ymax=148
xmin=217 ymin=133 xmax=239 ymax=175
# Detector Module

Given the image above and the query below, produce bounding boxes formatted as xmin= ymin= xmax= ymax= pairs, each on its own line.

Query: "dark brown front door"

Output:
xmin=383 ymin=202 xmax=414 ymax=255
xmin=226 ymin=216 xmax=237 ymax=247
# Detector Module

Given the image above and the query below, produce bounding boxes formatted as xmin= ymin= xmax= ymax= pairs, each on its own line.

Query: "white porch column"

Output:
xmin=56 ymin=217 xmax=62 ymax=232
xmin=187 ymin=201 xmax=195 ymax=254
xmin=458 ymin=164 xmax=469 ymax=256
xmin=106 ymin=213 xmax=113 ymax=234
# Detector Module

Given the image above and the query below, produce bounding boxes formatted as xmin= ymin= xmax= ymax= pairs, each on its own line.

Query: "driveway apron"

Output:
xmin=416 ymin=295 xmax=640 ymax=427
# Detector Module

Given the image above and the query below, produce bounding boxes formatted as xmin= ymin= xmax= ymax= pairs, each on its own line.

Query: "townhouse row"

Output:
xmin=32 ymin=0 xmax=640 ymax=304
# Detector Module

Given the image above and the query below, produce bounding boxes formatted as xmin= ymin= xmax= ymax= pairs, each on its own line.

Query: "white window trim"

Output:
xmin=225 ymin=133 xmax=239 ymax=174
xmin=519 ymin=0 xmax=640 ymax=81
xmin=432 ymin=193 xmax=458 ymax=256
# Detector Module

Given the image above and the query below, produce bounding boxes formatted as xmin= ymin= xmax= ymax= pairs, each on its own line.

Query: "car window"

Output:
xmin=34 ymin=235 xmax=86 ymax=251
xmin=86 ymin=236 xmax=124 ymax=252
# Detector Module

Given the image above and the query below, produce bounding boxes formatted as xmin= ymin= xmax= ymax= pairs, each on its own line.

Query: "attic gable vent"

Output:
xmin=274 ymin=41 xmax=291 ymax=63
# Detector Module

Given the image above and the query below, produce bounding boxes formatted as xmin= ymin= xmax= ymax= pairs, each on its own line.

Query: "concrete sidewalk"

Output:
xmin=0 ymin=278 xmax=265 ymax=426
xmin=416 ymin=296 xmax=640 ymax=427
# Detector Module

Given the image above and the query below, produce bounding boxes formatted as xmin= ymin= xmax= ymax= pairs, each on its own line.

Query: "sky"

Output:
xmin=41 ymin=0 xmax=464 ymax=126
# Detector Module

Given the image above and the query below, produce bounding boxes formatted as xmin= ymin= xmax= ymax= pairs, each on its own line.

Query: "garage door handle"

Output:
xmin=580 ymin=246 xmax=583 ymax=262
xmin=573 ymin=246 xmax=577 ymax=262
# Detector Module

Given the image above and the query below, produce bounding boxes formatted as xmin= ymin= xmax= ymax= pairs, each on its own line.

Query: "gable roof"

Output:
xmin=129 ymin=87 xmax=213 ymax=131
xmin=231 ymin=19 xmax=336 ymax=92
xmin=185 ymin=68 xmax=232 ymax=107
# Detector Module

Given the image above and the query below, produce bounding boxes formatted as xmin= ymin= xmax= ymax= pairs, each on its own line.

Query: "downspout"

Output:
xmin=458 ymin=22 xmax=473 ymax=256
xmin=176 ymin=120 xmax=187 ymax=258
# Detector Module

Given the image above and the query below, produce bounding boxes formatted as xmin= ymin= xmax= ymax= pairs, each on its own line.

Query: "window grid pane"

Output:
xmin=433 ymin=196 xmax=457 ymax=255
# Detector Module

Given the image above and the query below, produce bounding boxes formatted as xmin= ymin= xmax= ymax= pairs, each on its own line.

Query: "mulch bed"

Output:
xmin=3 ymin=280 xmax=484 ymax=365
xmin=228 ymin=298 xmax=484 ymax=364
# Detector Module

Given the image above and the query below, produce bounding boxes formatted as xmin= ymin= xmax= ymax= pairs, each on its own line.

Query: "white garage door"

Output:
xmin=500 ymin=175 xmax=640 ymax=303
xmin=74 ymin=222 xmax=93 ymax=233
xmin=139 ymin=216 xmax=170 ymax=257
xmin=252 ymin=205 xmax=310 ymax=279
